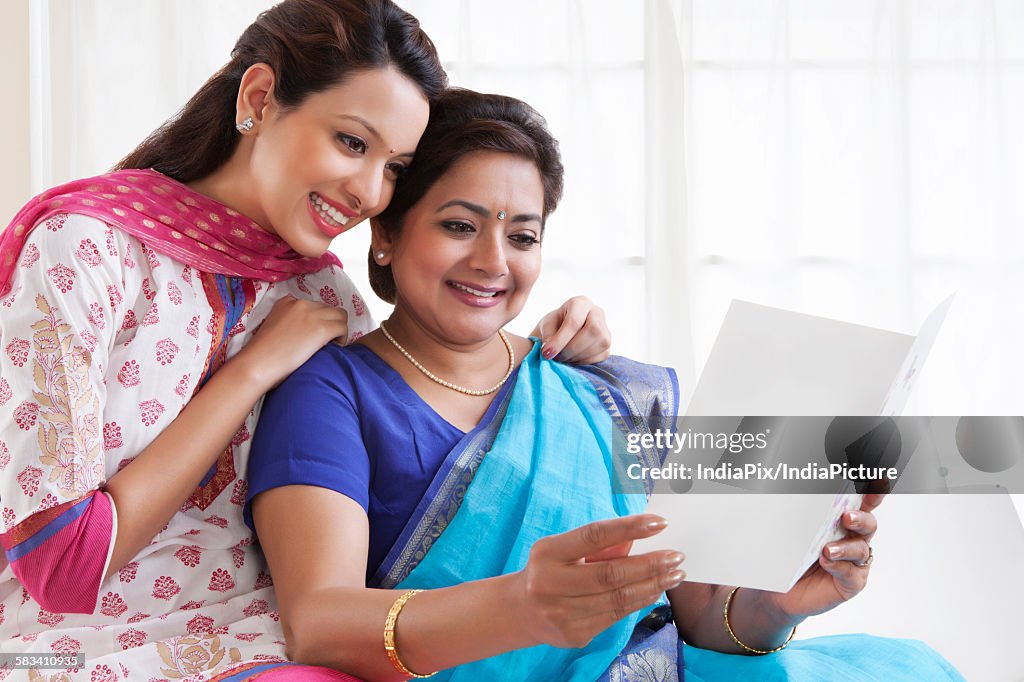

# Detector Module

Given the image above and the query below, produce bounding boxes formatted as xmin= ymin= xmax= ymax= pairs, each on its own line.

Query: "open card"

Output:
xmin=632 ymin=297 xmax=952 ymax=593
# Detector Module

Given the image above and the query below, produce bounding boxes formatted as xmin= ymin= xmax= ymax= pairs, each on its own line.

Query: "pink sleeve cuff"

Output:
xmin=1 ymin=490 xmax=114 ymax=614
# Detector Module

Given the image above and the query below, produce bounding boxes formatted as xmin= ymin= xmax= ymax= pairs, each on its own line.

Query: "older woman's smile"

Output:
xmin=449 ymin=281 xmax=505 ymax=297
xmin=447 ymin=280 xmax=507 ymax=307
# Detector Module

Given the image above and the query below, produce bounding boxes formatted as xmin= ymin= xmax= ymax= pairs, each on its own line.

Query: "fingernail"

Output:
xmin=827 ymin=544 xmax=843 ymax=559
xmin=848 ymin=511 xmax=860 ymax=527
xmin=645 ymin=517 xmax=668 ymax=531
xmin=663 ymin=570 xmax=685 ymax=588
xmin=662 ymin=552 xmax=685 ymax=568
xmin=542 ymin=346 xmax=555 ymax=359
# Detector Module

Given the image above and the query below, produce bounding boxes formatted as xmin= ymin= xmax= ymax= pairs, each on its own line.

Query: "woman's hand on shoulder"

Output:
xmin=233 ymin=295 xmax=348 ymax=391
xmin=531 ymin=296 xmax=611 ymax=364
xmin=767 ymin=493 xmax=884 ymax=620
xmin=511 ymin=515 xmax=684 ymax=649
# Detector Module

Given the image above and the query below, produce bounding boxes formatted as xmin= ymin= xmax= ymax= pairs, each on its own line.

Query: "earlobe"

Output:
xmin=369 ymin=219 xmax=393 ymax=265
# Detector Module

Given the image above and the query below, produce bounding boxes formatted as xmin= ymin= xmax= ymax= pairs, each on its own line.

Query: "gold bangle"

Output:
xmin=384 ymin=589 xmax=436 ymax=678
xmin=723 ymin=587 xmax=796 ymax=655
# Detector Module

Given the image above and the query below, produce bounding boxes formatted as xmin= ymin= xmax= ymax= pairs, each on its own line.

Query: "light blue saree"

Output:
xmin=370 ymin=342 xmax=963 ymax=681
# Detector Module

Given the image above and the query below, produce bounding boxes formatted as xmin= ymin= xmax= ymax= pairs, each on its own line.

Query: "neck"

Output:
xmin=380 ymin=310 xmax=510 ymax=388
xmin=186 ymin=146 xmax=271 ymax=232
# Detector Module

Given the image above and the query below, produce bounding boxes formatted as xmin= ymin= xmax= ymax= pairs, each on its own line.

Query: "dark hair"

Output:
xmin=115 ymin=0 xmax=447 ymax=182
xmin=369 ymin=88 xmax=564 ymax=303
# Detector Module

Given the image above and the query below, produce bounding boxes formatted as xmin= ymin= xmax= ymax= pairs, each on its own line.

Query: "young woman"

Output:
xmin=0 ymin=2 xmax=608 ymax=678
xmin=247 ymin=89 xmax=963 ymax=680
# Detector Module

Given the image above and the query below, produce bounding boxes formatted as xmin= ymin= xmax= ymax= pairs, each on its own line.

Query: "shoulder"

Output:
xmin=275 ymin=263 xmax=376 ymax=340
xmin=263 ymin=343 xmax=380 ymax=414
xmin=283 ymin=342 xmax=373 ymax=385
xmin=292 ymin=263 xmax=362 ymax=301
xmin=20 ymin=212 xmax=157 ymax=273
xmin=22 ymin=213 xmax=114 ymax=260
xmin=271 ymin=343 xmax=350 ymax=395
xmin=570 ymin=355 xmax=681 ymax=420
xmin=3 ymin=214 xmax=133 ymax=311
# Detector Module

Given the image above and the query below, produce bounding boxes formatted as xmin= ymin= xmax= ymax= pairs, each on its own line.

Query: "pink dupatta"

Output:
xmin=0 ymin=169 xmax=341 ymax=297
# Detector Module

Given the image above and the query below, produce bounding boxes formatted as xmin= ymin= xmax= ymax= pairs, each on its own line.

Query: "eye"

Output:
xmin=509 ymin=233 xmax=541 ymax=249
xmin=335 ymin=133 xmax=367 ymax=154
xmin=384 ymin=162 xmax=408 ymax=180
xmin=441 ymin=220 xmax=475 ymax=234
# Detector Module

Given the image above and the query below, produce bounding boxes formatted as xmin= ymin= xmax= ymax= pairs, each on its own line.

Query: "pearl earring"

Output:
xmin=376 ymin=251 xmax=386 ymax=260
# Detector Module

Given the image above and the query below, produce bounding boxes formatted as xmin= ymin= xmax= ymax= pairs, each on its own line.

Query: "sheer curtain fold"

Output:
xmin=645 ymin=0 xmax=696 ymax=396
xmin=664 ymin=0 xmax=1022 ymax=414
xmin=29 ymin=0 xmax=1022 ymax=413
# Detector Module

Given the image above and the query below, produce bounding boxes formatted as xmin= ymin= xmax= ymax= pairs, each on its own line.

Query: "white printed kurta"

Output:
xmin=0 ymin=213 xmax=375 ymax=680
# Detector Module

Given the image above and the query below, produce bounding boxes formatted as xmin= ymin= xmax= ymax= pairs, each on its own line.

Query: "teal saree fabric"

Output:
xmin=379 ymin=342 xmax=680 ymax=680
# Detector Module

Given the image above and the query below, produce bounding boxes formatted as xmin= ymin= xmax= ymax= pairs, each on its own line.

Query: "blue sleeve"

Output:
xmin=245 ymin=347 xmax=370 ymax=531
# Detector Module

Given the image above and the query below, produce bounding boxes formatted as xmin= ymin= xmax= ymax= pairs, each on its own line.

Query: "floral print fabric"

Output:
xmin=0 ymin=213 xmax=374 ymax=680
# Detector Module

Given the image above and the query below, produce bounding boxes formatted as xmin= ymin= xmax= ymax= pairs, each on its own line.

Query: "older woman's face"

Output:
xmin=380 ymin=150 xmax=545 ymax=345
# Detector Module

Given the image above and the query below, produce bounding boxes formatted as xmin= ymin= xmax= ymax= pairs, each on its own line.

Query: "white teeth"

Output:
xmin=451 ymin=282 xmax=498 ymax=298
xmin=310 ymin=193 xmax=350 ymax=227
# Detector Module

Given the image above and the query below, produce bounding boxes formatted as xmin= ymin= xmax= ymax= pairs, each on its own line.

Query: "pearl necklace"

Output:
xmin=379 ymin=321 xmax=515 ymax=396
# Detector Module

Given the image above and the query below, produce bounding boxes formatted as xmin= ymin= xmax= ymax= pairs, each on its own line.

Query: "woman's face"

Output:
xmin=249 ymin=67 xmax=429 ymax=256
xmin=381 ymin=150 xmax=546 ymax=346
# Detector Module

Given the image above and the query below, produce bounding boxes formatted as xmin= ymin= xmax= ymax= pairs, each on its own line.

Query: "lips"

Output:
xmin=306 ymin=193 xmax=358 ymax=238
xmin=310 ymin=192 xmax=353 ymax=226
xmin=449 ymin=281 xmax=502 ymax=298
xmin=446 ymin=280 xmax=507 ymax=308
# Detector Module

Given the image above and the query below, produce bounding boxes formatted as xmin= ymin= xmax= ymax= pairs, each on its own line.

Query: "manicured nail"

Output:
xmin=662 ymin=552 xmax=685 ymax=568
xmin=827 ymin=544 xmax=843 ymax=559
xmin=663 ymin=570 xmax=685 ymax=588
xmin=646 ymin=517 xmax=668 ymax=531
xmin=542 ymin=345 xmax=555 ymax=359
xmin=847 ymin=511 xmax=861 ymax=527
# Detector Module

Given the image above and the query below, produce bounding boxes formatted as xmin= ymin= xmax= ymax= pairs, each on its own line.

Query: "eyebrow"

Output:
xmin=336 ymin=114 xmax=415 ymax=158
xmin=437 ymin=199 xmax=542 ymax=224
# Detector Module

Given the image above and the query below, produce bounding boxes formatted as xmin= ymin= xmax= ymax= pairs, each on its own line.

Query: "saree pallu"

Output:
xmin=370 ymin=342 xmax=682 ymax=680
xmin=368 ymin=342 xmax=964 ymax=681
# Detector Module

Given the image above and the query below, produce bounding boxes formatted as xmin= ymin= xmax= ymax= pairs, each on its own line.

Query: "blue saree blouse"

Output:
xmin=245 ymin=342 xmax=518 ymax=581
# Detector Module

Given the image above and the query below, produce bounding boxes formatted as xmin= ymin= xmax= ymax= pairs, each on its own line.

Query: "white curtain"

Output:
xmin=659 ymin=0 xmax=1024 ymax=415
xmin=30 ymin=0 xmax=1024 ymax=414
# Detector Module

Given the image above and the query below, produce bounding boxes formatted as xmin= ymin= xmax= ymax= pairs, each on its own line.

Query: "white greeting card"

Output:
xmin=633 ymin=297 xmax=951 ymax=592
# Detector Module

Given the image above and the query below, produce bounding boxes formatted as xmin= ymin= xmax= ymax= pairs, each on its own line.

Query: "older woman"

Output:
xmin=0 ymin=2 xmax=608 ymax=678
xmin=246 ymin=89 xmax=963 ymax=680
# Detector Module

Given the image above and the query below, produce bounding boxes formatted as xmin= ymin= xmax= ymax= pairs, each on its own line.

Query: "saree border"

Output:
xmin=575 ymin=357 xmax=681 ymax=494
xmin=371 ymin=378 xmax=517 ymax=589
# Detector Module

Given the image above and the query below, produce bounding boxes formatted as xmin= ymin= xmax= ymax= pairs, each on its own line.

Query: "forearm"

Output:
xmin=102 ymin=355 xmax=269 ymax=578
xmin=285 ymin=574 xmax=537 ymax=680
xmin=668 ymin=583 xmax=802 ymax=654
